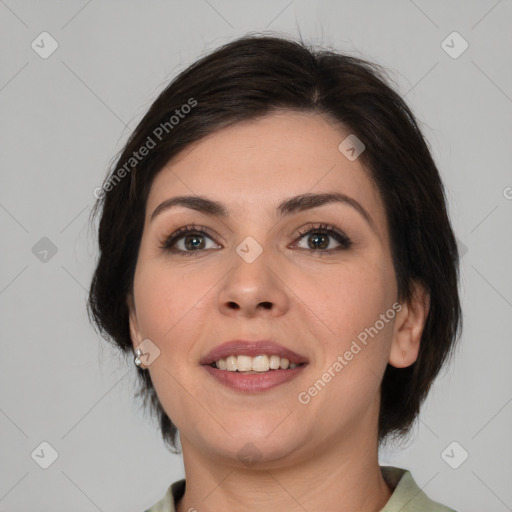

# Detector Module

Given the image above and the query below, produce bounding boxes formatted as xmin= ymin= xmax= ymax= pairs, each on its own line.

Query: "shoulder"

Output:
xmin=380 ymin=466 xmax=457 ymax=512
xmin=143 ymin=479 xmax=186 ymax=512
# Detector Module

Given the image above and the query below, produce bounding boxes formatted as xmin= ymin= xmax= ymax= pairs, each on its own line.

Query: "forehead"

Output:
xmin=146 ymin=111 xmax=386 ymax=231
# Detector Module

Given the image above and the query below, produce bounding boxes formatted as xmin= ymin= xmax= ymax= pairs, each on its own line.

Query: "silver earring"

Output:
xmin=134 ymin=348 xmax=144 ymax=368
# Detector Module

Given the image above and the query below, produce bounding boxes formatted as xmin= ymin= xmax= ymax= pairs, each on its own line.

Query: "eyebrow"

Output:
xmin=150 ymin=192 xmax=376 ymax=231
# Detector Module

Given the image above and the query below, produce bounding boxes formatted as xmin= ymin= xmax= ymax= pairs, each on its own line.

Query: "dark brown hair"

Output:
xmin=87 ymin=33 xmax=462 ymax=453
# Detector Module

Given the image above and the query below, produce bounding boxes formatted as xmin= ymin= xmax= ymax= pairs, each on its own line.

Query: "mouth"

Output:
xmin=200 ymin=340 xmax=309 ymax=392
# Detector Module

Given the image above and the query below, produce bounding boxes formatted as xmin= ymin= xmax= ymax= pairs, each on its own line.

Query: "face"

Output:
xmin=127 ymin=111 xmax=411 ymax=467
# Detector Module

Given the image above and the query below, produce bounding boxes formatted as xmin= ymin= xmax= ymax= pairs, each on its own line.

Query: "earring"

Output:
xmin=134 ymin=348 xmax=145 ymax=368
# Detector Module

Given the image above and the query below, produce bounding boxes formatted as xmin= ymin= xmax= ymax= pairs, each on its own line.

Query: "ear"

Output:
xmin=389 ymin=280 xmax=430 ymax=368
xmin=126 ymin=293 xmax=142 ymax=350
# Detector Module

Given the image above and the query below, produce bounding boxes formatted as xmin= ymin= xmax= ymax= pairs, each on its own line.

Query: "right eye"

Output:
xmin=158 ymin=224 xmax=221 ymax=255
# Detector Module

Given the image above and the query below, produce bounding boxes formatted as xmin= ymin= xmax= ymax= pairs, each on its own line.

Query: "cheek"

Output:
xmin=133 ymin=264 xmax=209 ymax=428
xmin=293 ymin=257 xmax=395 ymax=410
xmin=133 ymin=260 xmax=209 ymax=340
xmin=290 ymin=257 xmax=394 ymax=339
xmin=133 ymin=270 xmax=174 ymax=339
xmin=298 ymin=288 xmax=394 ymax=436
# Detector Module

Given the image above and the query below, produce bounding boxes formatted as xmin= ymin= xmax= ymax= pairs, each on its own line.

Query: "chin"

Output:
xmin=212 ymin=427 xmax=308 ymax=467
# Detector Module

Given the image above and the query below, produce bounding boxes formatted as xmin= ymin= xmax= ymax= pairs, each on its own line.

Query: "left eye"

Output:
xmin=294 ymin=225 xmax=352 ymax=251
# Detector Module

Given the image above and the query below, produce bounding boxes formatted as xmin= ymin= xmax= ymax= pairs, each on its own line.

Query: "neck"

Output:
xmin=175 ymin=408 xmax=393 ymax=512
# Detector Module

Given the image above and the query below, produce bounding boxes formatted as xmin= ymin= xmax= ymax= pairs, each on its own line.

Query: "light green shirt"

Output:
xmin=144 ymin=466 xmax=457 ymax=511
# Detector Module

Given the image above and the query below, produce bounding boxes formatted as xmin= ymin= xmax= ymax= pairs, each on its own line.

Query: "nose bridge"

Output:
xmin=216 ymin=234 xmax=288 ymax=316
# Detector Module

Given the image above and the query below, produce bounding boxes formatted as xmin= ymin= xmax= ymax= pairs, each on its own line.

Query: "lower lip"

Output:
xmin=202 ymin=364 xmax=307 ymax=392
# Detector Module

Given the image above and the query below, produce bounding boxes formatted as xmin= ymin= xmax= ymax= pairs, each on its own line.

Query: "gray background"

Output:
xmin=1 ymin=0 xmax=511 ymax=511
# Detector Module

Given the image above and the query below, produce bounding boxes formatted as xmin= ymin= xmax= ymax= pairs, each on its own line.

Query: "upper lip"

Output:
xmin=200 ymin=340 xmax=309 ymax=366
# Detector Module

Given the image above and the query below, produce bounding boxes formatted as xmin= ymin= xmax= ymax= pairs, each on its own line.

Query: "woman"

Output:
xmin=88 ymin=34 xmax=462 ymax=511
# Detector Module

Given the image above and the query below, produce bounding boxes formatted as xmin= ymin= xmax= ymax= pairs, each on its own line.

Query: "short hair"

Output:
xmin=87 ymin=33 xmax=462 ymax=453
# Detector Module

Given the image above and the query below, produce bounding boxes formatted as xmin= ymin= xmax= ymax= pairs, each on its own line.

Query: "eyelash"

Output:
xmin=158 ymin=222 xmax=353 ymax=256
xmin=296 ymin=223 xmax=352 ymax=252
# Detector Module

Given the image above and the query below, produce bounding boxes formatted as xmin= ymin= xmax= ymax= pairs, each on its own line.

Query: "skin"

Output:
xmin=127 ymin=110 xmax=430 ymax=512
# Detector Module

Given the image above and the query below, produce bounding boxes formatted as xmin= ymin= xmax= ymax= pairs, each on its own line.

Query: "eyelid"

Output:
xmin=157 ymin=224 xmax=219 ymax=251
xmin=292 ymin=222 xmax=352 ymax=250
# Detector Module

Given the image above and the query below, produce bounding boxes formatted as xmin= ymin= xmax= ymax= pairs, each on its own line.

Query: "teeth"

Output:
xmin=225 ymin=355 xmax=237 ymax=371
xmin=213 ymin=355 xmax=301 ymax=372
xmin=251 ymin=355 xmax=269 ymax=372
xmin=237 ymin=355 xmax=253 ymax=372
xmin=269 ymin=355 xmax=281 ymax=370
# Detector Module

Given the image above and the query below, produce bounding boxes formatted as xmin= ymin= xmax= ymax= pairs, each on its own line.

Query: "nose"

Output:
xmin=216 ymin=244 xmax=290 ymax=318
